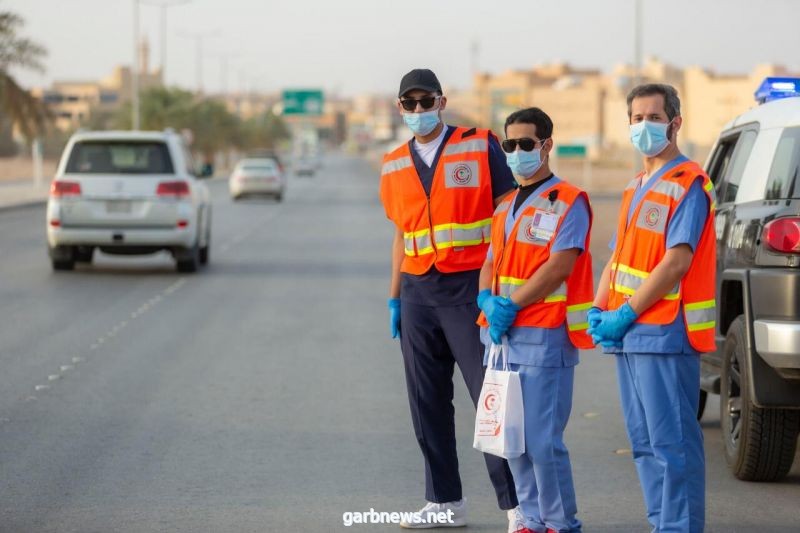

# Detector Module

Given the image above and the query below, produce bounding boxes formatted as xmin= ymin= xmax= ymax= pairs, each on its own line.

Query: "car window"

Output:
xmin=706 ymin=136 xmax=737 ymax=191
xmin=66 ymin=141 xmax=175 ymax=174
xmin=764 ymin=127 xmax=800 ymax=200
xmin=241 ymin=161 xmax=277 ymax=172
xmin=720 ymin=130 xmax=758 ymax=204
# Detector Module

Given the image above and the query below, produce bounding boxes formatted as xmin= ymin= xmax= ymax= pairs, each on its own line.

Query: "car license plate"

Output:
xmin=106 ymin=200 xmax=132 ymax=214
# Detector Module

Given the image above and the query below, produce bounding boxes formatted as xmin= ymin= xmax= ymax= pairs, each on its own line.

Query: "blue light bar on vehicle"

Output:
xmin=755 ymin=77 xmax=800 ymax=104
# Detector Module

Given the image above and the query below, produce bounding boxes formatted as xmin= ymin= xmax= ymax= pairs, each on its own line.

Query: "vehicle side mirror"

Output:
xmin=199 ymin=163 xmax=214 ymax=178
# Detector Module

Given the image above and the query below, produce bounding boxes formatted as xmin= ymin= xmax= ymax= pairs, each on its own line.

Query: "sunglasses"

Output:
xmin=501 ymin=137 xmax=547 ymax=153
xmin=399 ymin=95 xmax=440 ymax=112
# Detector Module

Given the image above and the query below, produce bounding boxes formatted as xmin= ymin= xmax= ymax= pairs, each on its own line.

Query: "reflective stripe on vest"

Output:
xmin=442 ymin=138 xmax=488 ymax=156
xmin=497 ymin=276 xmax=566 ymax=303
xmin=433 ymin=218 xmax=492 ymax=249
xmin=382 ymin=156 xmax=413 ymax=175
xmin=403 ymin=228 xmax=434 ymax=256
xmin=650 ymin=180 xmax=686 ymax=202
xmin=566 ymin=301 xmax=593 ymax=332
xmin=610 ymin=262 xmax=680 ymax=300
xmin=685 ymin=298 xmax=716 ymax=332
xmin=704 ymin=180 xmax=717 ymax=212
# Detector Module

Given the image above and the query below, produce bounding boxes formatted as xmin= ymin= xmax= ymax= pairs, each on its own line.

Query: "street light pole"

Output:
xmin=634 ymin=0 xmax=642 ymax=86
xmin=132 ymin=0 xmax=140 ymax=130
xmin=140 ymin=0 xmax=191 ymax=86
xmin=177 ymin=30 xmax=218 ymax=94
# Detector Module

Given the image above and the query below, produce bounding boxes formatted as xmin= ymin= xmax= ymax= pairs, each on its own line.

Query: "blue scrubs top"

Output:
xmin=401 ymin=126 xmax=517 ymax=307
xmin=483 ymin=176 xmax=591 ymax=367
xmin=606 ymin=156 xmax=710 ymax=355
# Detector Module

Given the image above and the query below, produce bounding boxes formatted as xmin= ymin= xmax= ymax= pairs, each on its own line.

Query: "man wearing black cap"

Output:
xmin=379 ymin=69 xmax=520 ymax=531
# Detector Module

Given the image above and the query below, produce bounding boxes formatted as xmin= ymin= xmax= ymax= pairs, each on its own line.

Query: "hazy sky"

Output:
xmin=8 ymin=0 xmax=800 ymax=96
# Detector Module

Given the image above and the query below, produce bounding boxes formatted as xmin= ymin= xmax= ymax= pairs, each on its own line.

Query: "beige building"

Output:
xmin=454 ymin=58 xmax=798 ymax=159
xmin=33 ymin=39 xmax=162 ymax=131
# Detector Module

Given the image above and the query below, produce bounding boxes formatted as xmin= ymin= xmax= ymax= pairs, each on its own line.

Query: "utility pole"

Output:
xmin=633 ymin=0 xmax=643 ymax=86
xmin=132 ymin=0 xmax=140 ymax=130
xmin=141 ymin=0 xmax=191 ymax=85
xmin=470 ymin=39 xmax=479 ymax=79
xmin=177 ymin=30 xmax=218 ymax=94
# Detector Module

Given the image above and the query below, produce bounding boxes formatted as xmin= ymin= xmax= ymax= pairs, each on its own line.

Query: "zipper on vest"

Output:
xmin=426 ymin=195 xmax=439 ymax=261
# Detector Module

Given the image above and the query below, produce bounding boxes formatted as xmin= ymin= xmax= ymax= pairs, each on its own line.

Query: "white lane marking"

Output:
xmin=28 ymin=277 xmax=190 ymax=399
xmin=583 ymin=412 xmax=600 ymax=419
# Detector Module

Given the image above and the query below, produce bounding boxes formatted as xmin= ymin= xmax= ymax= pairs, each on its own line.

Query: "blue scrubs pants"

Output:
xmin=507 ymin=363 xmax=581 ymax=533
xmin=400 ymin=300 xmax=518 ymax=509
xmin=616 ymin=353 xmax=705 ymax=533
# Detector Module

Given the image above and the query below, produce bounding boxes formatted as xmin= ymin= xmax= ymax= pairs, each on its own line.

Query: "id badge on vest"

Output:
xmin=516 ymin=210 xmax=559 ymax=245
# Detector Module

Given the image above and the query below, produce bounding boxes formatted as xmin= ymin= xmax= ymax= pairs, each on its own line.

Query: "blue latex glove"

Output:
xmin=587 ymin=306 xmax=603 ymax=329
xmin=388 ymin=298 xmax=401 ymax=339
xmin=479 ymin=292 xmax=519 ymax=327
xmin=488 ymin=298 xmax=521 ymax=344
xmin=489 ymin=323 xmax=505 ymax=345
xmin=476 ymin=288 xmax=492 ymax=309
xmin=592 ymin=334 xmax=623 ymax=350
xmin=587 ymin=302 xmax=638 ymax=342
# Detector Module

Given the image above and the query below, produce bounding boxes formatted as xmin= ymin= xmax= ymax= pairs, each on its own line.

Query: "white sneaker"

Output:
xmin=507 ymin=506 xmax=526 ymax=533
xmin=399 ymin=499 xmax=467 ymax=529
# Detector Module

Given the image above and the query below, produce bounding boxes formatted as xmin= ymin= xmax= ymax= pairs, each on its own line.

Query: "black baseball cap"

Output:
xmin=398 ymin=69 xmax=442 ymax=97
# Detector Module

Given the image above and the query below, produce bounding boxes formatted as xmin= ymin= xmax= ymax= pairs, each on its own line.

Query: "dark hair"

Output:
xmin=626 ymin=83 xmax=681 ymax=120
xmin=504 ymin=107 xmax=553 ymax=139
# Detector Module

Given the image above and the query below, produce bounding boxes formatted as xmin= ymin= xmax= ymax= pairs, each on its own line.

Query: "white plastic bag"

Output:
xmin=473 ymin=339 xmax=525 ymax=459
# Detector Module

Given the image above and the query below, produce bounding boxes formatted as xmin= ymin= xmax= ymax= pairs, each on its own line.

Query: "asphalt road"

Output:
xmin=0 ymin=153 xmax=798 ymax=532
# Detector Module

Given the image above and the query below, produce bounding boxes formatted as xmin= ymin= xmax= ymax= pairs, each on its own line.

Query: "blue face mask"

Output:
xmin=505 ymin=145 xmax=545 ymax=179
xmin=403 ymin=109 xmax=440 ymax=136
xmin=630 ymin=120 xmax=671 ymax=157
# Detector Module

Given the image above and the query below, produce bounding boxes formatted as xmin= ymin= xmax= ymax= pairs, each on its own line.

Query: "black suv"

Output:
xmin=699 ymin=82 xmax=800 ymax=481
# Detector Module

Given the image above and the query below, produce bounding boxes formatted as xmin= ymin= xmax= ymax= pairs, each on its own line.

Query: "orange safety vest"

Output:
xmin=477 ymin=180 xmax=595 ymax=349
xmin=379 ymin=127 xmax=495 ymax=275
xmin=607 ymin=160 xmax=717 ymax=353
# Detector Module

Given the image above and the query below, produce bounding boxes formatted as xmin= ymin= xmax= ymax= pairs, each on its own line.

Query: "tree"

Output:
xmin=113 ymin=87 xmax=292 ymax=159
xmin=113 ymin=86 xmax=195 ymax=131
xmin=241 ymin=111 xmax=290 ymax=151
xmin=0 ymin=10 xmax=49 ymax=141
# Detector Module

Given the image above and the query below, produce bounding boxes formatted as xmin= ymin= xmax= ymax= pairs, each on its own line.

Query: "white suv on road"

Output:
xmin=47 ymin=130 xmax=212 ymax=273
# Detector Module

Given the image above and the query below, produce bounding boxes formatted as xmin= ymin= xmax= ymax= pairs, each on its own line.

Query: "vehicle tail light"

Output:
xmin=177 ymin=219 xmax=189 ymax=228
xmin=50 ymin=219 xmax=61 ymax=227
xmin=157 ymin=181 xmax=190 ymax=197
xmin=50 ymin=181 xmax=81 ymax=197
xmin=763 ymin=217 xmax=800 ymax=254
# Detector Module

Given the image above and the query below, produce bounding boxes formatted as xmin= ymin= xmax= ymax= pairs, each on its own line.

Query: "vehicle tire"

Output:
xmin=199 ymin=211 xmax=211 ymax=265
xmin=51 ymin=259 xmax=75 ymax=271
xmin=176 ymin=243 xmax=199 ymax=273
xmin=720 ymin=315 xmax=800 ymax=481
xmin=75 ymin=246 xmax=94 ymax=263
xmin=275 ymin=192 xmax=283 ymax=202
xmin=698 ymin=389 xmax=707 ymax=421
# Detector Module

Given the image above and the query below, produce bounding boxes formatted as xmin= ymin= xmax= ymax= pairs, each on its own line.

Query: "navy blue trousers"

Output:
xmin=400 ymin=300 xmax=518 ymax=509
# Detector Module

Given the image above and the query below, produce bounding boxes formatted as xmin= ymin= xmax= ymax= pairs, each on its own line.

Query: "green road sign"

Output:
xmin=282 ymin=89 xmax=324 ymax=115
xmin=556 ymin=144 xmax=587 ymax=158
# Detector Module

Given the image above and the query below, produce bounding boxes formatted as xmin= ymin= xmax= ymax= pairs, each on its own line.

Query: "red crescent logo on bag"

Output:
xmin=484 ymin=391 xmax=501 ymax=413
